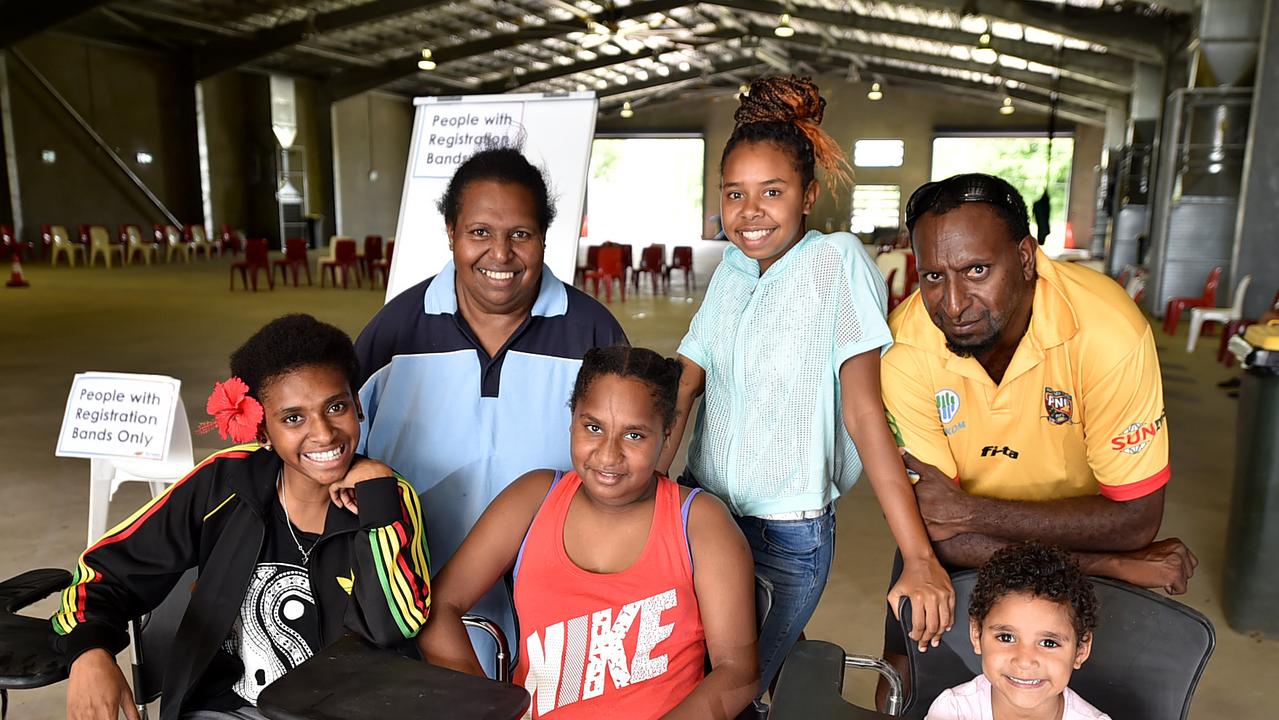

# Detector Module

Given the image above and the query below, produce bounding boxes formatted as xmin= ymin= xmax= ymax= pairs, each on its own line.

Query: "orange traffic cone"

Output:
xmin=6 ymin=254 xmax=29 ymax=288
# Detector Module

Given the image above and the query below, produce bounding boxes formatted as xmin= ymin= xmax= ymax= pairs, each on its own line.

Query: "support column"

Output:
xmin=1232 ymin=0 xmax=1279 ymax=317
xmin=0 ymin=52 xmax=22 ymax=239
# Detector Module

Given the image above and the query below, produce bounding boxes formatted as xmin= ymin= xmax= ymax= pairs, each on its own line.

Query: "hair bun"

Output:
xmin=734 ymin=75 xmax=826 ymax=126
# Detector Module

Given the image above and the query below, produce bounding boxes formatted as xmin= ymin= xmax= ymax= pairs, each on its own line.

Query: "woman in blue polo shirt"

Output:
xmin=354 ymin=146 xmax=626 ymax=669
xmin=658 ymin=76 xmax=954 ymax=706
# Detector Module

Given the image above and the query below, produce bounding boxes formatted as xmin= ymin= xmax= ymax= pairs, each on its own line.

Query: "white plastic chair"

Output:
xmin=49 ymin=225 xmax=83 ymax=267
xmin=124 ymin=226 xmax=157 ymax=265
xmin=88 ymin=226 xmax=123 ymax=268
xmin=86 ymin=396 xmax=194 ymax=547
xmin=189 ymin=225 xmax=214 ymax=259
xmin=163 ymin=225 xmax=191 ymax=263
xmin=1186 ymin=274 xmax=1252 ymax=352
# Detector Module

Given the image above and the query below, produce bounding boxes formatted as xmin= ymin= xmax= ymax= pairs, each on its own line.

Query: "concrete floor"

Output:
xmin=1 ymin=245 xmax=1274 ymax=717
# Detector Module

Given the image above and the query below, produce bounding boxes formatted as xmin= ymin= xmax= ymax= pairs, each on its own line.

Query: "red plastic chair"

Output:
xmin=273 ymin=237 xmax=312 ymax=287
xmin=38 ymin=224 xmax=54 ymax=260
xmin=321 ymin=238 xmax=361 ymax=288
xmin=219 ymin=225 xmax=243 ymax=256
xmin=667 ymin=245 xmax=695 ymax=291
xmin=576 ymin=245 xmax=601 ymax=285
xmin=361 ymin=235 xmax=383 ymax=279
xmin=1163 ymin=267 xmax=1223 ymax=335
xmin=230 ymin=238 xmax=274 ymax=291
xmin=584 ymin=245 xmax=626 ymax=302
xmin=370 ymin=240 xmax=394 ymax=290
xmin=77 ymin=224 xmax=93 ymax=248
xmin=633 ymin=244 xmax=667 ymax=294
xmin=885 ymin=269 xmax=903 ymax=312
xmin=1 ymin=224 xmax=20 ymax=261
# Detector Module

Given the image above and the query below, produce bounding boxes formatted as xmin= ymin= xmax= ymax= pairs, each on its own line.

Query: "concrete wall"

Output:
xmin=5 ymin=35 xmax=199 ymax=243
xmin=198 ymin=71 xmax=249 ymax=232
xmin=332 ymin=91 xmax=413 ymax=240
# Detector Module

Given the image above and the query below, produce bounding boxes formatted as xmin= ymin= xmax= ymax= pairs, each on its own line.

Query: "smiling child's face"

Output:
xmin=970 ymin=592 xmax=1091 ymax=719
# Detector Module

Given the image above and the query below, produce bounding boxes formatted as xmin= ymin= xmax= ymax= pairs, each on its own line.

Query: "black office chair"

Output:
xmin=0 ymin=566 xmax=195 ymax=720
xmin=0 ymin=569 xmax=71 ymax=720
xmin=752 ymin=574 xmax=903 ymax=719
xmin=900 ymin=570 xmax=1215 ymax=720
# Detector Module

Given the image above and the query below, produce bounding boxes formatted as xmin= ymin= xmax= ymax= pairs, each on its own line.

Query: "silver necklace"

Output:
xmin=278 ymin=470 xmax=317 ymax=565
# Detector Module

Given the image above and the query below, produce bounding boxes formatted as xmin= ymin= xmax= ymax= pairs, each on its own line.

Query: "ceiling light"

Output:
xmin=656 ymin=65 xmax=670 ymax=76
xmin=972 ymin=46 xmax=998 ymax=64
xmin=867 ymin=81 xmax=883 ymax=101
xmin=620 ymin=101 xmax=634 ymax=118
xmin=738 ymin=83 xmax=749 ymax=96
xmin=418 ymin=48 xmax=436 ymax=71
xmin=678 ymin=61 xmax=691 ymax=72
xmin=774 ymin=13 xmax=795 ymax=38
xmin=979 ymin=32 xmax=992 ymax=45
xmin=999 ymin=96 xmax=1016 ymax=115
xmin=591 ymin=22 xmax=610 ymax=36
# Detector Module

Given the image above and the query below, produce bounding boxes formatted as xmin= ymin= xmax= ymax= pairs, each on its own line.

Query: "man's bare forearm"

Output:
xmin=949 ymin=489 xmax=1162 ymax=553
xmin=935 ymin=533 xmax=1119 ymax=576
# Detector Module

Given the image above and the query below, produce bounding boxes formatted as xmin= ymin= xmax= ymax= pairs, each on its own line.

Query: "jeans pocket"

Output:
xmin=760 ymin=516 xmax=828 ymax=557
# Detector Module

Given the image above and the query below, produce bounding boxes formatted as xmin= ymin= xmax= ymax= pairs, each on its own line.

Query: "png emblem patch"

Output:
xmin=936 ymin=389 xmax=960 ymax=425
xmin=1043 ymin=387 xmax=1074 ymax=425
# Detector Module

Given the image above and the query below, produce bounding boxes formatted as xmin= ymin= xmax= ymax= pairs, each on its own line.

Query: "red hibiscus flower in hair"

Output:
xmin=199 ymin=377 xmax=264 ymax=444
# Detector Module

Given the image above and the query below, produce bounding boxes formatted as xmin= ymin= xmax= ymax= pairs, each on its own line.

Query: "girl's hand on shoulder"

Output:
xmin=329 ymin=458 xmax=395 ymax=512
xmin=67 ymin=649 xmax=140 ymax=720
xmin=889 ymin=557 xmax=955 ymax=652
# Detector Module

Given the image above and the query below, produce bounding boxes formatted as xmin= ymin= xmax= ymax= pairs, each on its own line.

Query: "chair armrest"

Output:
xmin=0 ymin=569 xmax=72 ymax=614
xmin=769 ymin=640 xmax=897 ymax=719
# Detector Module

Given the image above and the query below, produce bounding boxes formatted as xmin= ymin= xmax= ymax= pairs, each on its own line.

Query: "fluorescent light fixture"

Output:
xmin=678 ymin=60 xmax=691 ymax=71
xmin=774 ymin=13 xmax=795 ymax=37
xmin=41 ymin=149 xmax=56 ymax=164
xmin=867 ymin=81 xmax=883 ymax=101
xmin=972 ymin=46 xmax=998 ymax=64
xmin=418 ymin=48 xmax=436 ymax=71
xmin=620 ymin=101 xmax=634 ymax=118
xmin=136 ymin=151 xmax=154 ymax=165
xmin=999 ymin=96 xmax=1016 ymax=115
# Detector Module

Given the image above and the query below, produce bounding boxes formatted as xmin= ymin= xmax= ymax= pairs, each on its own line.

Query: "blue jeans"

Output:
xmin=736 ymin=509 xmax=837 ymax=703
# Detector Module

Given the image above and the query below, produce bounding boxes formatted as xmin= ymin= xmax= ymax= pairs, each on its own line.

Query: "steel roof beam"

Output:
xmin=194 ymin=0 xmax=451 ymax=78
xmin=328 ymin=0 xmax=690 ymax=100
xmin=709 ymin=0 xmax=1132 ymax=88
xmin=763 ymin=28 xmax=1123 ymax=111
xmin=0 ymin=0 xmax=114 ymax=47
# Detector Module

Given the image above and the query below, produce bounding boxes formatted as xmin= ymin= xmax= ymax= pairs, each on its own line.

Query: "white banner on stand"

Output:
xmin=385 ymin=92 xmax=598 ymax=302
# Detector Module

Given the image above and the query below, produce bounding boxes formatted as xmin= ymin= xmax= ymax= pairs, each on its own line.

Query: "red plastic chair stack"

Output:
xmin=219 ymin=225 xmax=243 ymax=256
xmin=321 ymin=238 xmax=361 ymax=289
xmin=273 ymin=237 xmax=312 ymax=287
xmin=667 ymin=245 xmax=695 ymax=291
xmin=584 ymin=244 xmax=626 ymax=302
xmin=576 ymin=245 xmax=601 ymax=286
xmin=370 ymin=240 xmax=394 ymax=290
xmin=230 ymin=238 xmax=274 ymax=291
xmin=633 ymin=244 xmax=667 ymax=294
xmin=1163 ymin=267 xmax=1222 ymax=335
xmin=361 ymin=235 xmax=383 ymax=279
xmin=1 ymin=224 xmax=20 ymax=261
xmin=38 ymin=224 xmax=55 ymax=260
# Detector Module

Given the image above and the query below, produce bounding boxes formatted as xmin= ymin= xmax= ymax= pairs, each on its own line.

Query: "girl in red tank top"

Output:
xmin=419 ymin=346 xmax=759 ymax=719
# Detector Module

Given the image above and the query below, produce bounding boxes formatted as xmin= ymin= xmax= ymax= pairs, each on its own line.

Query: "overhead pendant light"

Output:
xmin=867 ymin=81 xmax=883 ymax=101
xmin=620 ymin=101 xmax=634 ymax=118
xmin=999 ymin=96 xmax=1016 ymax=115
xmin=418 ymin=48 xmax=436 ymax=71
xmin=774 ymin=13 xmax=796 ymax=37
xmin=972 ymin=28 xmax=997 ymax=64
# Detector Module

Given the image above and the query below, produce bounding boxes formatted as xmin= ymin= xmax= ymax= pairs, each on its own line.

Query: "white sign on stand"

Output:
xmin=386 ymin=92 xmax=598 ymax=303
xmin=56 ymin=373 xmax=181 ymax=462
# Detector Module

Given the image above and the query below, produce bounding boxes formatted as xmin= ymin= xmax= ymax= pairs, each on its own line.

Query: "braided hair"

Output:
xmin=721 ymin=75 xmax=851 ymax=194
xmin=569 ymin=346 xmax=683 ymax=430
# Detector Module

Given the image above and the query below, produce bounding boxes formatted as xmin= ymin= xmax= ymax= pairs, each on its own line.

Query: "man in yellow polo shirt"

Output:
xmin=876 ymin=173 xmax=1197 ymax=701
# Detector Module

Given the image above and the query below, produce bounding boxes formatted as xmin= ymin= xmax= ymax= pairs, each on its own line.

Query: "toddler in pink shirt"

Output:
xmin=927 ymin=542 xmax=1111 ymax=720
